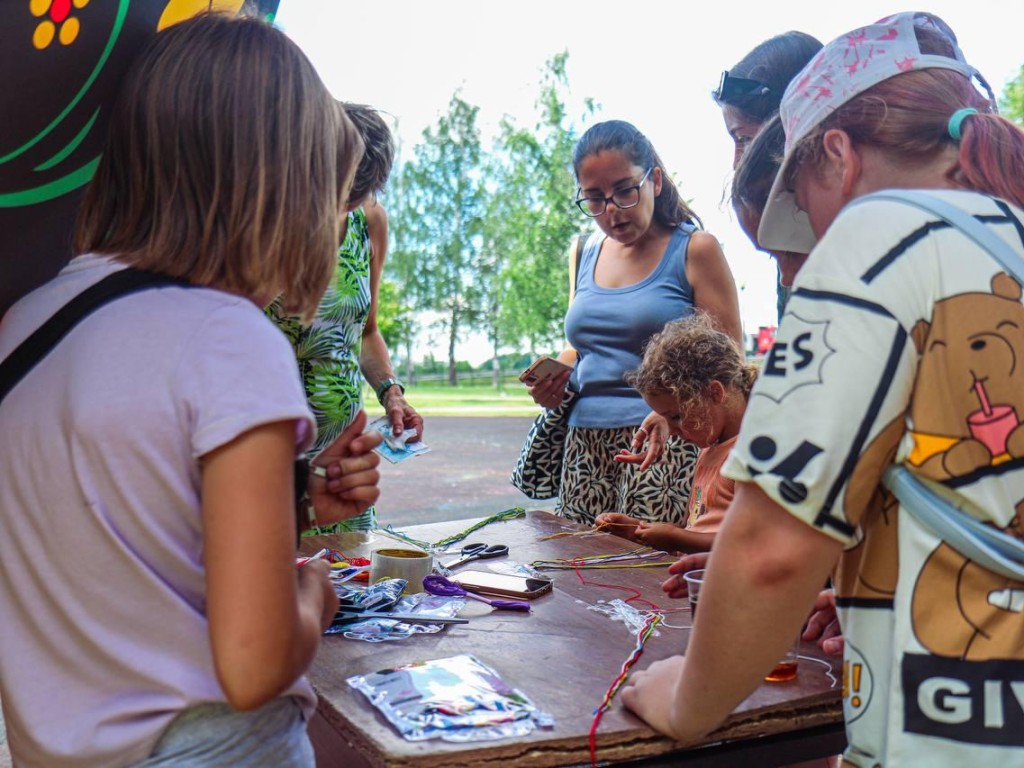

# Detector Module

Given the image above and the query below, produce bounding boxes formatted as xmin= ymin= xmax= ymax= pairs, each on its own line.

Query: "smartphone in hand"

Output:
xmin=519 ymin=356 xmax=573 ymax=385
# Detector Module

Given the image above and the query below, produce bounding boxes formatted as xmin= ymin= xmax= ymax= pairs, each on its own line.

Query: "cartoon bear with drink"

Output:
xmin=905 ymin=272 xmax=1024 ymax=660
xmin=907 ymin=272 xmax=1024 ymax=479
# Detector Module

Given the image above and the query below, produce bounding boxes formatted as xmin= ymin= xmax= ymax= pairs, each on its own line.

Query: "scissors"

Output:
xmin=442 ymin=542 xmax=509 ymax=570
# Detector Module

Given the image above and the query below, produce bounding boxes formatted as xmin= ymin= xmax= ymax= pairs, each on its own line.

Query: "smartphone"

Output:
xmin=519 ymin=356 xmax=573 ymax=385
xmin=451 ymin=570 xmax=553 ymax=599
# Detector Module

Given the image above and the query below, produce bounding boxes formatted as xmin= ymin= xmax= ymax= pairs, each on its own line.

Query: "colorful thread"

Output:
xmin=537 ymin=529 xmax=603 ymax=541
xmin=378 ymin=507 xmax=527 ymax=552
xmin=531 ymin=546 xmax=670 ymax=571
xmin=588 ymin=613 xmax=662 ymax=767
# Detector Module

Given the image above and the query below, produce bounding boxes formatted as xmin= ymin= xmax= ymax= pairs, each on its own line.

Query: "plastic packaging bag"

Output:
xmin=347 ymin=654 xmax=554 ymax=741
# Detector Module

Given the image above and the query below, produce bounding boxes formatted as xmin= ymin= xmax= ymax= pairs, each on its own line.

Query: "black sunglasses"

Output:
xmin=713 ymin=70 xmax=771 ymax=104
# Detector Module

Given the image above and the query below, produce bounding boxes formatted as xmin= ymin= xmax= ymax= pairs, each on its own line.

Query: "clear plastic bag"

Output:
xmin=347 ymin=654 xmax=554 ymax=741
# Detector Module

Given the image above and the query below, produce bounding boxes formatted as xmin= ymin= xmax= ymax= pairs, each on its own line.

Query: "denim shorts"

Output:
xmin=135 ymin=697 xmax=314 ymax=767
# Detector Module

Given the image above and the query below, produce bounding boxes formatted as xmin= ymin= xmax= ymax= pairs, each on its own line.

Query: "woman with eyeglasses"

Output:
xmin=527 ymin=120 xmax=741 ymax=528
xmin=713 ymin=31 xmax=822 ymax=321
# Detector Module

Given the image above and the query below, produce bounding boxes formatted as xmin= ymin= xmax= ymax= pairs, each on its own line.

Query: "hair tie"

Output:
xmin=947 ymin=108 xmax=979 ymax=141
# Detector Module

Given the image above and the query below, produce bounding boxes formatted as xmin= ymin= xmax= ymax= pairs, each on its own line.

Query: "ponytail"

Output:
xmin=956 ymin=114 xmax=1024 ymax=209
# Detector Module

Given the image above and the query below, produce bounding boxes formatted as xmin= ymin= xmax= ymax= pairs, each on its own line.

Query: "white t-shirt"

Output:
xmin=0 ymin=254 xmax=317 ymax=768
xmin=723 ymin=190 xmax=1024 ymax=767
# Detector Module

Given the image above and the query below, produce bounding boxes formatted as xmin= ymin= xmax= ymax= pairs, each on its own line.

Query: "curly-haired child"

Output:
xmin=597 ymin=314 xmax=756 ymax=553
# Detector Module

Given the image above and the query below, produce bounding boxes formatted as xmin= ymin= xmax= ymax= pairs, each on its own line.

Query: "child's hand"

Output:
xmin=634 ymin=522 xmax=683 ymax=553
xmin=612 ymin=412 xmax=669 ymax=471
xmin=595 ymin=513 xmax=642 ymax=541
xmin=662 ymin=552 xmax=711 ymax=598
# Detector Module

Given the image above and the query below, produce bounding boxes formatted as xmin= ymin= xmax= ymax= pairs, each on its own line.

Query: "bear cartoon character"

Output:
xmin=908 ymin=272 xmax=1024 ymax=481
xmin=912 ymin=501 xmax=1024 ymax=660
xmin=834 ymin=417 xmax=903 ymax=601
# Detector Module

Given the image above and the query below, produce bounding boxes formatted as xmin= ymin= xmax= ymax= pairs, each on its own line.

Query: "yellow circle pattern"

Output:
xmin=32 ymin=19 xmax=55 ymax=49
xmin=59 ymin=15 xmax=79 ymax=45
xmin=28 ymin=0 xmax=89 ymax=49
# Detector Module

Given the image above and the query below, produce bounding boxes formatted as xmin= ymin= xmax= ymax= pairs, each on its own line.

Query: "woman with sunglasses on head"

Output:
xmin=713 ymin=31 xmax=821 ymax=320
xmin=623 ymin=13 xmax=1024 ymax=765
xmin=527 ymin=120 xmax=741 ymax=527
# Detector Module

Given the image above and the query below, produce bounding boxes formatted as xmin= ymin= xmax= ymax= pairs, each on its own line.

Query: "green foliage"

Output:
xmin=489 ymin=53 xmax=594 ymax=351
xmin=375 ymin=277 xmax=414 ymax=350
xmin=386 ymin=55 xmax=597 ymax=378
xmin=1000 ymin=63 xmax=1024 ymax=125
xmin=388 ymin=94 xmax=488 ymax=384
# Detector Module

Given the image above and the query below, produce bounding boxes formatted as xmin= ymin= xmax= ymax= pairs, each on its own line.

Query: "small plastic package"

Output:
xmin=347 ymin=654 xmax=554 ymax=741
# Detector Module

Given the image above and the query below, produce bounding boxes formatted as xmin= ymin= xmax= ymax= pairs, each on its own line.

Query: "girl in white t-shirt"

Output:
xmin=0 ymin=14 xmax=379 ymax=768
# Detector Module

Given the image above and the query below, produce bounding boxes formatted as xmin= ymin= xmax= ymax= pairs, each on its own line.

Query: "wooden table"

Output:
xmin=303 ymin=510 xmax=844 ymax=767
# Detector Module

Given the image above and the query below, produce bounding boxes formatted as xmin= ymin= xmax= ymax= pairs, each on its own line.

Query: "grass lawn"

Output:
xmin=362 ymin=380 xmax=540 ymax=417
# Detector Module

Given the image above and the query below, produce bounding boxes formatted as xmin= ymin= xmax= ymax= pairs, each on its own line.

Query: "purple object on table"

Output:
xmin=423 ymin=574 xmax=531 ymax=612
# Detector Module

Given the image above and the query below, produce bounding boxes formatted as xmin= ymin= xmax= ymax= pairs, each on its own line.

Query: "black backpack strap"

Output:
xmin=0 ymin=269 xmax=187 ymax=405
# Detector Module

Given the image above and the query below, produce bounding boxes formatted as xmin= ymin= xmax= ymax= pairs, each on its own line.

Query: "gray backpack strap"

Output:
xmin=851 ymin=191 xmax=1024 ymax=580
xmin=884 ymin=467 xmax=1024 ymax=581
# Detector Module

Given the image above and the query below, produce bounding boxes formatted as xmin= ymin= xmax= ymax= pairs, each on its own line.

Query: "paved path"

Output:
xmin=375 ymin=416 xmax=553 ymax=527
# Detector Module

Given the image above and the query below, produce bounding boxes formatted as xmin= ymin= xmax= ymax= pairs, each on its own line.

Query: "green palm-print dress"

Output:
xmin=268 ymin=208 xmax=375 ymax=531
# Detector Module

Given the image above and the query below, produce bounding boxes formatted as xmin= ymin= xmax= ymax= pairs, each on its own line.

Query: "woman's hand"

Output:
xmin=802 ymin=588 xmax=844 ymax=656
xmin=382 ymin=389 xmax=425 ymax=443
xmin=613 ymin=412 xmax=669 ymax=471
xmin=662 ymin=551 xmax=711 ymax=599
xmin=595 ymin=512 xmax=643 ymax=541
xmin=308 ymin=410 xmax=382 ymax=528
xmin=527 ymin=369 xmax=571 ymax=409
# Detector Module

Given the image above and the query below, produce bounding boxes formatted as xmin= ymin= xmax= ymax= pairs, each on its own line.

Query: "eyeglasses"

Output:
xmin=575 ymin=167 xmax=653 ymax=217
xmin=713 ymin=70 xmax=771 ymax=104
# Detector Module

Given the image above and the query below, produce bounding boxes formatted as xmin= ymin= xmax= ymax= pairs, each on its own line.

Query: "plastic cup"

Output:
xmin=682 ymin=569 xmax=705 ymax=618
xmin=765 ymin=636 xmax=800 ymax=682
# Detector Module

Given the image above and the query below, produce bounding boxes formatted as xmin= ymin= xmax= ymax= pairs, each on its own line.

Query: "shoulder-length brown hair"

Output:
xmin=74 ymin=13 xmax=362 ymax=322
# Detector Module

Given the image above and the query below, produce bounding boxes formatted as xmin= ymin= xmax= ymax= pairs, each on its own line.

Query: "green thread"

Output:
xmin=0 ymin=157 xmax=99 ymax=207
xmin=431 ymin=507 xmax=526 ymax=548
xmin=380 ymin=507 xmax=527 ymax=551
xmin=0 ymin=0 xmax=129 ymax=167
xmin=34 ymin=108 xmax=100 ymax=172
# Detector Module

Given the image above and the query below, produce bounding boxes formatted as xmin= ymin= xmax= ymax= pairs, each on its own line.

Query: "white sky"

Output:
xmin=275 ymin=1 xmax=1023 ymax=365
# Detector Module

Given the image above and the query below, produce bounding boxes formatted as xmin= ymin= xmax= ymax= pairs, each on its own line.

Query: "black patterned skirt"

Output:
xmin=554 ymin=425 xmax=698 ymax=526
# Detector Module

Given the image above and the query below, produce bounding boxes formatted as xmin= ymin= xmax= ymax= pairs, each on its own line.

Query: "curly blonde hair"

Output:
xmin=629 ymin=314 xmax=757 ymax=430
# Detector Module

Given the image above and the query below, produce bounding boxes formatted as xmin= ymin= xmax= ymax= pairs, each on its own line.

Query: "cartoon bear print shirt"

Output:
xmin=722 ymin=190 xmax=1024 ymax=767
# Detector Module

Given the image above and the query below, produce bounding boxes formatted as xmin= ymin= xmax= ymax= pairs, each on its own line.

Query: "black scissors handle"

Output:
xmin=444 ymin=543 xmax=509 ymax=570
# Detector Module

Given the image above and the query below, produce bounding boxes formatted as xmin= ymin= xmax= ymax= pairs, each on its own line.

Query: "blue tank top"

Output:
xmin=566 ymin=225 xmax=696 ymax=428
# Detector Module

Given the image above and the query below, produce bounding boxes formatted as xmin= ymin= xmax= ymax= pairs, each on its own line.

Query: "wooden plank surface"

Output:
xmin=303 ymin=509 xmax=842 ymax=767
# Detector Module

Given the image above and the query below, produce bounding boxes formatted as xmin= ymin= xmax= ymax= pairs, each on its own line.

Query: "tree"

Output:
xmin=375 ymin=277 xmax=414 ymax=354
xmin=388 ymin=94 xmax=488 ymax=385
xmin=1000 ymin=63 xmax=1024 ymax=125
xmin=490 ymin=53 xmax=594 ymax=354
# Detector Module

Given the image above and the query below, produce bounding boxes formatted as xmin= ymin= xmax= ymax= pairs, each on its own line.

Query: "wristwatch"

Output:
xmin=375 ymin=377 xmax=404 ymax=406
